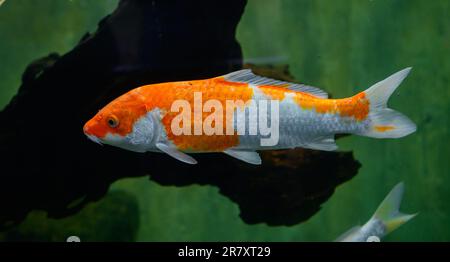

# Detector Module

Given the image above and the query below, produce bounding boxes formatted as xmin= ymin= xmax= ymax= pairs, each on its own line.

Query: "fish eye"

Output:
xmin=107 ymin=115 xmax=119 ymax=128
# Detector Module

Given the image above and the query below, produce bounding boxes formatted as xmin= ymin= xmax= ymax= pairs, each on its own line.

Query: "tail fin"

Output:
xmin=372 ymin=182 xmax=417 ymax=235
xmin=358 ymin=68 xmax=417 ymax=138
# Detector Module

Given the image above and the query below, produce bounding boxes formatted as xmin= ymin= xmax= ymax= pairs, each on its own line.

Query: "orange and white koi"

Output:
xmin=83 ymin=68 xmax=416 ymax=164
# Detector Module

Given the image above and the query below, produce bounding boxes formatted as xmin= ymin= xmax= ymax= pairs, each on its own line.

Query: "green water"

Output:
xmin=0 ymin=0 xmax=449 ymax=241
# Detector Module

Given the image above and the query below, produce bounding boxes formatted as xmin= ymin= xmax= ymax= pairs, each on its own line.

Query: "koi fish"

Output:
xmin=336 ymin=182 xmax=417 ymax=242
xmin=83 ymin=68 xmax=416 ymax=165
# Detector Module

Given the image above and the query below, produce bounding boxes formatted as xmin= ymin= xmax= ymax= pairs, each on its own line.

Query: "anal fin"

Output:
xmin=304 ymin=135 xmax=338 ymax=151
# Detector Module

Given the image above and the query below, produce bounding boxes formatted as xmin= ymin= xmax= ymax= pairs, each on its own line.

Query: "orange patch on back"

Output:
xmin=138 ymin=78 xmax=254 ymax=152
xmin=293 ymin=91 xmax=370 ymax=121
xmin=374 ymin=125 xmax=395 ymax=132
xmin=259 ymin=85 xmax=287 ymax=101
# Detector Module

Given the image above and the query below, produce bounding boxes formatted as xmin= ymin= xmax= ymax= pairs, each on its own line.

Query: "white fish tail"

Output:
xmin=372 ymin=182 xmax=417 ymax=235
xmin=357 ymin=68 xmax=417 ymax=138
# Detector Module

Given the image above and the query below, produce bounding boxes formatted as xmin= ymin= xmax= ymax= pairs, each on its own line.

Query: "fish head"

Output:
xmin=83 ymin=92 xmax=153 ymax=152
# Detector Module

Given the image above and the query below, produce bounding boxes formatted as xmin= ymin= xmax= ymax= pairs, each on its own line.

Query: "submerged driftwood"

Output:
xmin=0 ymin=0 xmax=360 ymax=228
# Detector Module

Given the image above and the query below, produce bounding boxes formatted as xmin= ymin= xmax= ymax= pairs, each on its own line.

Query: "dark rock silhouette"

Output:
xmin=0 ymin=0 xmax=360 ymax=229
xmin=146 ymin=148 xmax=360 ymax=226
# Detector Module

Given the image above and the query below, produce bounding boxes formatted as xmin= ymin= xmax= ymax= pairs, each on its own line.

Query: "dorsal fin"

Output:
xmin=222 ymin=69 xmax=328 ymax=99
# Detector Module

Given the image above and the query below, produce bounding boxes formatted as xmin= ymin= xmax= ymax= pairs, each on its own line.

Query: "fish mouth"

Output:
xmin=86 ymin=134 xmax=103 ymax=146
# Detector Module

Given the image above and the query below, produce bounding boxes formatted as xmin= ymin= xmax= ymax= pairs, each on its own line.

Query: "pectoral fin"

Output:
xmin=223 ymin=149 xmax=262 ymax=165
xmin=156 ymin=143 xmax=197 ymax=165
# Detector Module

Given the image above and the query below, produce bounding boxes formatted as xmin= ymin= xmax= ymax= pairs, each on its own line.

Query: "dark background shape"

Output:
xmin=0 ymin=0 xmax=360 ymax=229
xmin=0 ymin=190 xmax=139 ymax=242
